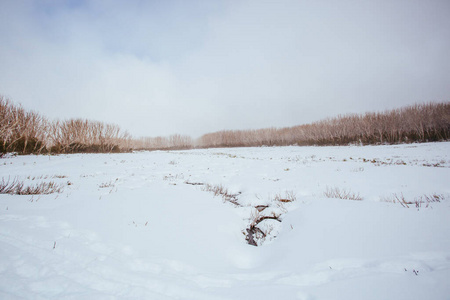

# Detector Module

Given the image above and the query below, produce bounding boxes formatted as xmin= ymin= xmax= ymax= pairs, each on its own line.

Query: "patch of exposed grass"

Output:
xmin=382 ymin=193 xmax=445 ymax=209
xmin=324 ymin=186 xmax=363 ymax=201
xmin=414 ymin=193 xmax=444 ymax=209
xmin=99 ymin=178 xmax=118 ymax=189
xmin=202 ymin=183 xmax=240 ymax=206
xmin=274 ymin=190 xmax=297 ymax=203
xmin=0 ymin=177 xmax=63 ymax=195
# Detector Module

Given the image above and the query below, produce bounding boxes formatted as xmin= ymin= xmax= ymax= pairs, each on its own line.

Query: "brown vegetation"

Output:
xmin=324 ymin=186 xmax=363 ymax=201
xmin=130 ymin=134 xmax=193 ymax=151
xmin=1 ymin=96 xmax=131 ymax=154
xmin=1 ymin=97 xmax=48 ymax=154
xmin=48 ymin=119 xmax=131 ymax=153
xmin=381 ymin=193 xmax=445 ymax=209
xmin=201 ymin=183 xmax=241 ymax=206
xmin=0 ymin=177 xmax=63 ymax=195
xmin=1 ymin=95 xmax=449 ymax=155
xmin=198 ymin=102 xmax=450 ymax=148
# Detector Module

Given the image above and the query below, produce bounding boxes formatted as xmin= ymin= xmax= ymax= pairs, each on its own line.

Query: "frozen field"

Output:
xmin=1 ymin=142 xmax=450 ymax=299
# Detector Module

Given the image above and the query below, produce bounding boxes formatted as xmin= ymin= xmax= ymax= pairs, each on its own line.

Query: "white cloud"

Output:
xmin=1 ymin=0 xmax=449 ymax=137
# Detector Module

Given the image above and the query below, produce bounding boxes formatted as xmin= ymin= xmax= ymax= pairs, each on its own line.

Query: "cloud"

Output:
xmin=1 ymin=0 xmax=449 ymax=137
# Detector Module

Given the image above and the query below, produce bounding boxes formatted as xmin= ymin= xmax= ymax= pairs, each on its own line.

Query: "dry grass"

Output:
xmin=99 ymin=179 xmax=118 ymax=189
xmin=0 ymin=177 xmax=63 ymax=195
xmin=202 ymin=183 xmax=240 ymax=206
xmin=274 ymin=190 xmax=297 ymax=203
xmin=415 ymin=194 xmax=444 ymax=209
xmin=381 ymin=193 xmax=414 ymax=208
xmin=382 ymin=193 xmax=445 ymax=209
xmin=324 ymin=186 xmax=363 ymax=201
xmin=27 ymin=174 xmax=68 ymax=180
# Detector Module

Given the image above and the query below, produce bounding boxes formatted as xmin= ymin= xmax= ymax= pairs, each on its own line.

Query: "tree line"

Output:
xmin=197 ymin=102 xmax=450 ymax=148
xmin=1 ymin=97 xmax=132 ymax=154
xmin=131 ymin=135 xmax=193 ymax=151
xmin=1 ymin=95 xmax=449 ymax=155
xmin=0 ymin=96 xmax=193 ymax=154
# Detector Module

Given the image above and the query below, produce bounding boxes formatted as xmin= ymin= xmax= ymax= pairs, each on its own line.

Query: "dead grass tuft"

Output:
xmin=0 ymin=177 xmax=63 ymax=195
xmin=415 ymin=193 xmax=444 ymax=209
xmin=99 ymin=178 xmax=118 ymax=189
xmin=274 ymin=190 xmax=297 ymax=203
xmin=382 ymin=193 xmax=445 ymax=209
xmin=324 ymin=186 xmax=363 ymax=201
xmin=380 ymin=193 xmax=412 ymax=208
xmin=202 ymin=184 xmax=240 ymax=206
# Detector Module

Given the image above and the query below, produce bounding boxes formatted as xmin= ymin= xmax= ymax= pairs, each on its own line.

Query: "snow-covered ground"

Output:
xmin=1 ymin=142 xmax=449 ymax=299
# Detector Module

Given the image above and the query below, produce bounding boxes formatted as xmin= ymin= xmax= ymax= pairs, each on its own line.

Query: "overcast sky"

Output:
xmin=1 ymin=0 xmax=449 ymax=137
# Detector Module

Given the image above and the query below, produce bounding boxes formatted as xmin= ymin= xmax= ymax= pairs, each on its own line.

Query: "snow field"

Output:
xmin=1 ymin=142 xmax=450 ymax=299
